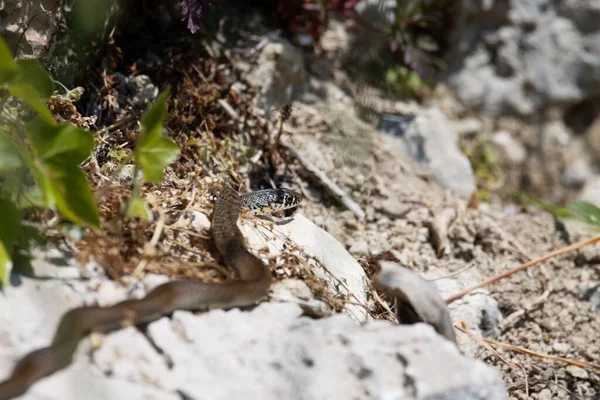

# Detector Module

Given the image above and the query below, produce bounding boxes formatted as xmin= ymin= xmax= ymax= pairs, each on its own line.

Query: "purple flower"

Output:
xmin=179 ymin=0 xmax=213 ymax=34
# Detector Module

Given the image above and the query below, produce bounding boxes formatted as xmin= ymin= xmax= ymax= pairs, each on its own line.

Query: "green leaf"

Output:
xmin=41 ymin=165 xmax=100 ymax=230
xmin=124 ymin=195 xmax=153 ymax=221
xmin=134 ymin=88 xmax=180 ymax=183
xmin=0 ymin=38 xmax=17 ymax=85
xmin=568 ymin=201 xmax=600 ymax=231
xmin=14 ymin=59 xmax=55 ymax=100
xmin=8 ymin=84 xmax=54 ymax=124
xmin=24 ymin=118 xmax=99 ymax=230
xmin=0 ymin=199 xmax=22 ymax=285
xmin=140 ymin=89 xmax=170 ymax=132
xmin=135 ymin=136 xmax=179 ymax=182
xmin=0 ymin=134 xmax=23 ymax=173
xmin=0 ymin=241 xmax=12 ymax=286
xmin=27 ymin=119 xmax=93 ymax=166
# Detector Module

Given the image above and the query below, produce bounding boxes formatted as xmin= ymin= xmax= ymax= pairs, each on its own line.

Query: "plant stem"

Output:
xmin=445 ymin=235 xmax=600 ymax=304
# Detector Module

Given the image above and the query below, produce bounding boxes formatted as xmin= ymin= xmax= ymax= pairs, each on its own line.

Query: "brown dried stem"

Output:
xmin=445 ymin=235 xmax=600 ymax=304
xmin=455 ymin=323 xmax=600 ymax=372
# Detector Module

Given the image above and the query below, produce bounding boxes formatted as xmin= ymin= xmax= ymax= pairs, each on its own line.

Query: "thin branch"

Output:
xmin=94 ymin=113 xmax=138 ymax=136
xmin=456 ymin=323 xmax=529 ymax=398
xmin=456 ymin=323 xmax=600 ymax=372
xmin=445 ymin=235 xmax=600 ymax=304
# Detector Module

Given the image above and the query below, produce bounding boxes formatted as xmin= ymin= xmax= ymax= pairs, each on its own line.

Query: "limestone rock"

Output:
xmin=146 ymin=303 xmax=507 ymax=400
xmin=384 ymin=107 xmax=476 ymax=199
xmin=425 ymin=267 xmax=503 ymax=357
xmin=240 ymin=213 xmax=370 ymax=322
xmin=246 ymin=37 xmax=306 ymax=115
xmin=445 ymin=0 xmax=600 ymax=116
xmin=0 ymin=0 xmax=60 ymax=59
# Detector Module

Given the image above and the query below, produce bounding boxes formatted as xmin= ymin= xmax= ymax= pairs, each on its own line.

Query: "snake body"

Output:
xmin=0 ymin=186 xmax=302 ymax=400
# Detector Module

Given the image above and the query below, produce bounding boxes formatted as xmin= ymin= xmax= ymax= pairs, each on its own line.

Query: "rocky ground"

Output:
xmin=2 ymin=1 xmax=600 ymax=399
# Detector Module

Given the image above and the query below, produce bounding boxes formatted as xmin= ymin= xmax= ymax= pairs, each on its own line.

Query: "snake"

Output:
xmin=0 ymin=185 xmax=303 ymax=400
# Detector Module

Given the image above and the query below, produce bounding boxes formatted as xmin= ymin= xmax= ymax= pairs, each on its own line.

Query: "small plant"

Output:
xmin=0 ymin=37 xmax=99 ymax=284
xmin=125 ymin=88 xmax=180 ymax=220
xmin=509 ymin=189 xmax=600 ymax=233
xmin=567 ymin=201 xmax=600 ymax=233
xmin=0 ymin=36 xmax=180 ymax=285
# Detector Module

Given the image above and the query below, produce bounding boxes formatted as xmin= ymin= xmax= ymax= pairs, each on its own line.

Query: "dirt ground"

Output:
xmin=47 ymin=12 xmax=600 ymax=400
xmin=269 ymin=69 xmax=600 ymax=399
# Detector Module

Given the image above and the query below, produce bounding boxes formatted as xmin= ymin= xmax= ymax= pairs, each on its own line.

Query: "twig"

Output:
xmin=280 ymin=136 xmax=366 ymax=219
xmin=427 ymin=208 xmax=457 ymax=257
xmin=217 ymin=99 xmax=239 ymax=120
xmin=132 ymin=203 xmax=166 ymax=278
xmin=456 ymin=322 xmax=529 ymax=398
xmin=548 ymin=378 xmax=585 ymax=400
xmin=445 ymin=235 xmax=600 ymax=304
xmin=426 ymin=261 xmax=476 ymax=282
xmin=94 ymin=113 xmax=138 ymax=136
xmin=499 ymin=266 xmax=553 ymax=332
xmin=456 ymin=323 xmax=600 ymax=372
xmin=371 ymin=289 xmax=398 ymax=322
xmin=13 ymin=13 xmax=43 ymax=58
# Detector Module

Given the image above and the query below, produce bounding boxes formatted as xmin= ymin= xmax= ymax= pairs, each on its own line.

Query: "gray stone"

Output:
xmin=424 ymin=267 xmax=503 ymax=357
xmin=146 ymin=303 xmax=507 ymax=400
xmin=452 ymin=118 xmax=483 ymax=136
xmin=579 ymin=279 xmax=600 ymax=311
xmin=241 ymin=213 xmax=370 ymax=322
xmin=387 ymin=107 xmax=476 ymax=199
xmin=491 ymin=131 xmax=527 ymax=165
xmin=0 ymin=0 xmax=60 ymax=59
xmin=375 ymin=261 xmax=456 ymax=343
xmin=566 ymin=365 xmax=589 ymax=379
xmin=562 ymin=158 xmax=593 ymax=188
xmin=114 ymin=74 xmax=159 ymax=110
xmin=378 ymin=199 xmax=411 ymax=219
xmin=246 ymin=37 xmax=306 ymax=116
xmin=445 ymin=0 xmax=600 ymax=116
xmin=348 ymin=238 xmax=369 ymax=255
xmin=578 ymin=176 xmax=600 ymax=206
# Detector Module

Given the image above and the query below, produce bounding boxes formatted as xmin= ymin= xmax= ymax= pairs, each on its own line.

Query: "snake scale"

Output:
xmin=0 ymin=185 xmax=303 ymax=400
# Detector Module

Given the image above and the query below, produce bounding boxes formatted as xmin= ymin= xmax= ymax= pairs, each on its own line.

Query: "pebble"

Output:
xmin=552 ymin=342 xmax=570 ymax=353
xmin=566 ymin=365 xmax=589 ymax=379
xmin=348 ymin=239 xmax=369 ymax=255
xmin=378 ymin=199 xmax=411 ymax=219
xmin=190 ymin=211 xmax=211 ymax=232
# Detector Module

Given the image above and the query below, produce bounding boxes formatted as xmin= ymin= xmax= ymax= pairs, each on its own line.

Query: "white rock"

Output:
xmin=0 ymin=266 xmax=507 ymax=400
xmin=348 ymin=238 xmax=370 ymax=255
xmin=189 ymin=210 xmax=211 ymax=232
xmin=240 ymin=213 xmax=370 ymax=322
xmin=92 ymin=326 xmax=174 ymax=389
xmin=145 ymin=303 xmax=507 ymax=400
xmin=452 ymin=118 xmax=483 ymax=135
xmin=246 ymin=37 xmax=306 ymax=115
xmin=491 ymin=130 xmax=527 ymax=165
xmin=270 ymin=279 xmax=333 ymax=318
xmin=385 ymin=107 xmax=476 ymax=199
xmin=423 ymin=267 xmax=502 ymax=357
xmin=578 ymin=176 xmax=600 ymax=206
